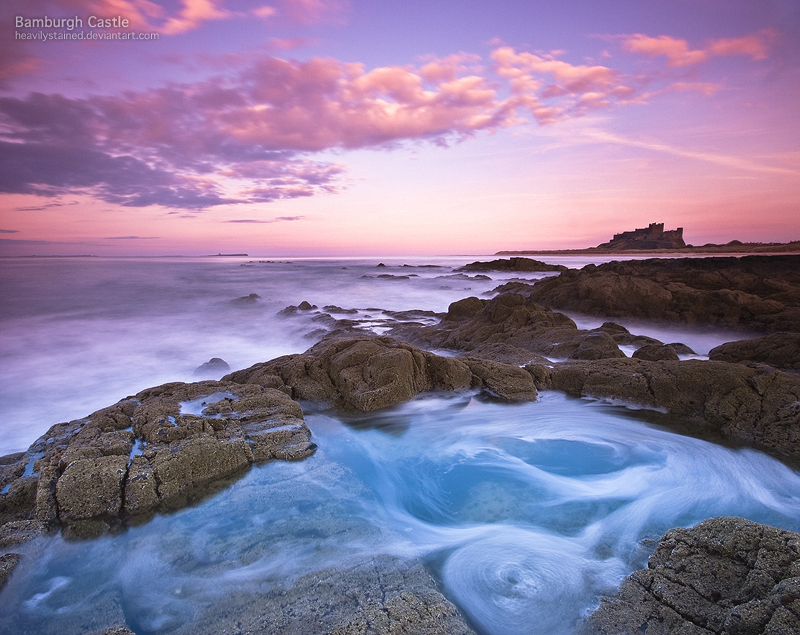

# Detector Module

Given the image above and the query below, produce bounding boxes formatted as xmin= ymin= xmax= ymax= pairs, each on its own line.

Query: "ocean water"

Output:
xmin=1 ymin=255 xmax=796 ymax=635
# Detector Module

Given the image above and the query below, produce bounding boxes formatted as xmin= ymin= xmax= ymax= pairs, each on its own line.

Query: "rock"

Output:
xmin=298 ymin=300 xmax=317 ymax=310
xmin=455 ymin=257 xmax=568 ymax=272
xmin=668 ymin=342 xmax=696 ymax=355
xmin=230 ymin=293 xmax=261 ymax=306
xmin=0 ymin=519 xmax=48 ymax=549
xmin=462 ymin=358 xmax=538 ymax=401
xmin=87 ymin=628 xmax=137 ymax=635
xmin=0 ymin=553 xmax=21 ymax=592
xmin=633 ymin=344 xmax=680 ymax=361
xmin=709 ymin=332 xmax=800 ymax=370
xmin=525 ymin=255 xmax=800 ymax=332
xmin=193 ymin=357 xmax=231 ymax=376
xmin=225 ymin=336 xmax=476 ymax=412
xmin=391 ymin=293 xmax=627 ymax=362
xmin=55 ymin=455 xmax=128 ymax=522
xmin=185 ymin=555 xmax=476 ymax=635
xmin=583 ymin=517 xmax=800 ymax=635
xmin=444 ymin=296 xmax=487 ymax=321
xmin=0 ymin=381 xmax=315 ymax=537
xmin=573 ymin=331 xmax=627 ymax=360
xmin=532 ymin=358 xmax=800 ymax=462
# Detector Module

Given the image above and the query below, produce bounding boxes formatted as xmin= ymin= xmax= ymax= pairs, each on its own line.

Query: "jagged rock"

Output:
xmin=298 ymin=300 xmax=316 ymax=310
xmin=583 ymin=517 xmax=800 ymax=635
xmin=530 ymin=358 xmax=800 ymax=461
xmin=87 ymin=628 xmax=137 ymax=635
xmin=225 ymin=336 xmax=475 ymax=412
xmin=193 ymin=357 xmax=231 ymax=376
xmin=709 ymin=332 xmax=800 ymax=370
xmin=524 ymin=256 xmax=800 ymax=332
xmin=455 ymin=257 xmax=567 ymax=272
xmin=633 ymin=344 xmax=680 ymax=361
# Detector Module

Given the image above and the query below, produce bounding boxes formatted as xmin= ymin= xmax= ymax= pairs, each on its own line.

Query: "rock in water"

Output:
xmin=193 ymin=357 xmax=231 ymax=377
xmin=583 ymin=516 xmax=800 ymax=635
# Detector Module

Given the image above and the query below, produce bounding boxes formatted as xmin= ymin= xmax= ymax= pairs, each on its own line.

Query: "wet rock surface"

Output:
xmin=529 ymin=358 xmax=800 ymax=462
xmin=179 ymin=556 xmax=476 ymax=635
xmin=516 ymin=255 xmax=800 ymax=332
xmin=224 ymin=334 xmax=535 ymax=411
xmin=709 ymin=332 xmax=800 ymax=370
xmin=584 ymin=516 xmax=800 ymax=635
xmin=0 ymin=380 xmax=315 ymax=539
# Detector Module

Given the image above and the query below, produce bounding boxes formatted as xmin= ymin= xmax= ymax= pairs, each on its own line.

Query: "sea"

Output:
xmin=1 ymin=254 xmax=798 ymax=635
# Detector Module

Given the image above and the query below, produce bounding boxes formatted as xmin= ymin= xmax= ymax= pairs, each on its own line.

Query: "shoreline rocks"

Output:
xmin=515 ymin=255 xmax=800 ymax=333
xmin=584 ymin=516 xmax=800 ymax=635
xmin=0 ymin=380 xmax=316 ymax=541
xmin=529 ymin=358 xmax=800 ymax=464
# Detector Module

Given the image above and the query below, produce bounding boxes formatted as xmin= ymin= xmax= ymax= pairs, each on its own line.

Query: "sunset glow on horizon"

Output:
xmin=1 ymin=0 xmax=798 ymax=256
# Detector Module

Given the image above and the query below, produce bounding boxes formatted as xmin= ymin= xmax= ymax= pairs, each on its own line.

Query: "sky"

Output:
xmin=0 ymin=0 xmax=798 ymax=256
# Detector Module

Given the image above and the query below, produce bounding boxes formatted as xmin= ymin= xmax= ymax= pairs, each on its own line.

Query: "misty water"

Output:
xmin=0 ymin=255 xmax=796 ymax=635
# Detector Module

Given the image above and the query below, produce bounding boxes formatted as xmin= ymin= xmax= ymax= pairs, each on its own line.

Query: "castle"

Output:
xmin=599 ymin=222 xmax=685 ymax=250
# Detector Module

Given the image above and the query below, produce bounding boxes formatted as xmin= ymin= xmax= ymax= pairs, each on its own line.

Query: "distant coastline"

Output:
xmin=496 ymin=241 xmax=800 ymax=256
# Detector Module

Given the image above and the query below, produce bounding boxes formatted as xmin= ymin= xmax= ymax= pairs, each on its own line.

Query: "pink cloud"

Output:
xmin=160 ymin=0 xmax=230 ymax=35
xmin=622 ymin=30 xmax=774 ymax=67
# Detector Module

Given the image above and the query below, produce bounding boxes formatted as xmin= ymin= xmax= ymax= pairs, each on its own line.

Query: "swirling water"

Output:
xmin=1 ymin=255 xmax=796 ymax=635
xmin=2 ymin=393 xmax=800 ymax=635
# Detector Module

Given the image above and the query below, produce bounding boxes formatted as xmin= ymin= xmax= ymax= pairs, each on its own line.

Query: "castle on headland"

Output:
xmin=599 ymin=222 xmax=686 ymax=250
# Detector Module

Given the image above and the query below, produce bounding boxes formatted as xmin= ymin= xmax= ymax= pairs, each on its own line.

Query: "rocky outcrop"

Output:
xmin=520 ymin=255 xmax=800 ymax=332
xmin=455 ymin=257 xmax=568 ymax=273
xmin=390 ymin=293 xmax=628 ymax=363
xmin=0 ymin=380 xmax=315 ymax=539
xmin=709 ymin=333 xmax=800 ymax=371
xmin=529 ymin=358 xmax=800 ymax=462
xmin=584 ymin=516 xmax=800 ymax=635
xmin=224 ymin=335 xmax=537 ymax=409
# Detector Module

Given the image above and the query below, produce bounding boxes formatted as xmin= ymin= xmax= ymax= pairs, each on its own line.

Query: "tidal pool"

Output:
xmin=3 ymin=391 xmax=800 ymax=635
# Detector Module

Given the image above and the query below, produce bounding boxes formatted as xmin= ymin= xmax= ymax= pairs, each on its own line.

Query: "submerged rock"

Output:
xmin=0 ymin=553 xmax=20 ymax=592
xmin=584 ymin=516 xmax=800 ymax=635
xmin=230 ymin=292 xmax=261 ymax=306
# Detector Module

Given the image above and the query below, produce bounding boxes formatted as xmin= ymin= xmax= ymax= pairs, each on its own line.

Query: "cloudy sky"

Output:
xmin=1 ymin=0 xmax=798 ymax=256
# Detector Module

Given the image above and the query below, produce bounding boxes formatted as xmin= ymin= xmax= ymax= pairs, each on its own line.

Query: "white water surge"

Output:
xmin=1 ymin=255 xmax=796 ymax=635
